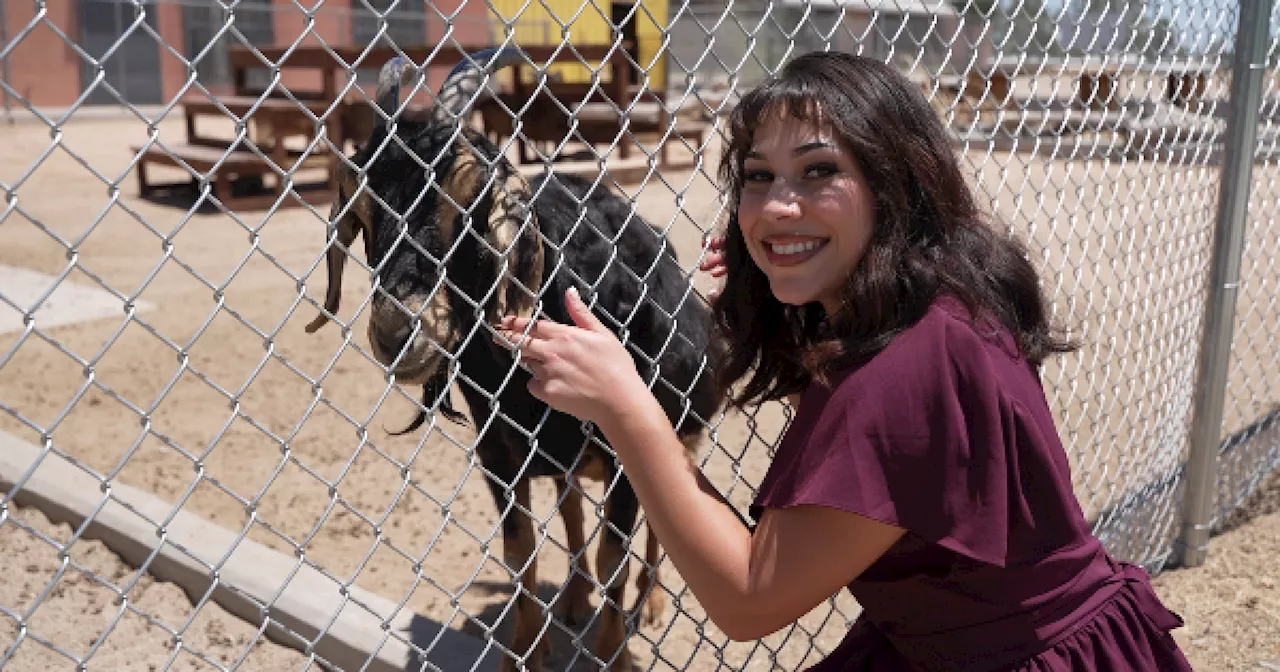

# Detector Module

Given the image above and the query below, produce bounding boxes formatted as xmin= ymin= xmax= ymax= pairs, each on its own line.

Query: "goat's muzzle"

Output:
xmin=367 ymin=289 xmax=458 ymax=386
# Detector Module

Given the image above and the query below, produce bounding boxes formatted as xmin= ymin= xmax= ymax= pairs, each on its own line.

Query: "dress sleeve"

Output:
xmin=750 ymin=305 xmax=1024 ymax=567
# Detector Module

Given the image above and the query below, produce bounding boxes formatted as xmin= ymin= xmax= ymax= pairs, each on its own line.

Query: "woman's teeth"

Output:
xmin=770 ymin=240 xmax=823 ymax=255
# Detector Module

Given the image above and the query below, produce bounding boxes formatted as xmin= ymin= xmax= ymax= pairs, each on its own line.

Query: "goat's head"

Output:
xmin=305 ymin=48 xmax=544 ymax=399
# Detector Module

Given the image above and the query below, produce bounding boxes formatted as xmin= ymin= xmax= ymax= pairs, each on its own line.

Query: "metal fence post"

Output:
xmin=1177 ymin=0 xmax=1273 ymax=568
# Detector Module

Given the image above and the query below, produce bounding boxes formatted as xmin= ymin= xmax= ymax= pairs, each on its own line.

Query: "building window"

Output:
xmin=78 ymin=0 xmax=164 ymax=105
xmin=352 ymin=0 xmax=429 ymax=87
xmin=352 ymin=0 xmax=429 ymax=48
xmin=184 ymin=0 xmax=275 ymax=90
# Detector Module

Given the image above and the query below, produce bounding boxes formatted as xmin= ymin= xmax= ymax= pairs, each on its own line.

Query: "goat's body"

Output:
xmin=331 ymin=116 xmax=723 ymax=669
xmin=455 ymin=169 xmax=721 ymax=475
xmin=448 ymin=163 xmax=723 ymax=671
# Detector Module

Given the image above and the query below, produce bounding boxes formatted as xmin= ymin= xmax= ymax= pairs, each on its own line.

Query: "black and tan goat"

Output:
xmin=304 ymin=51 xmax=725 ymax=671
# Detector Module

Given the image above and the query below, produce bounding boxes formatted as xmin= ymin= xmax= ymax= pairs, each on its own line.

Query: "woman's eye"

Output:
xmin=744 ymin=169 xmax=773 ymax=183
xmin=805 ymin=163 xmax=839 ymax=178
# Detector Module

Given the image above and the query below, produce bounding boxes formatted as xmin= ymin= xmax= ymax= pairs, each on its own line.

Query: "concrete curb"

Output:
xmin=0 ymin=430 xmax=502 ymax=672
xmin=0 ymin=264 xmax=157 ymax=336
xmin=2 ymin=104 xmax=172 ymax=125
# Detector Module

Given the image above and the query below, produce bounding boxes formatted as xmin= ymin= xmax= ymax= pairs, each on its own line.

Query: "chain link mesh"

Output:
xmin=0 ymin=0 xmax=1275 ymax=669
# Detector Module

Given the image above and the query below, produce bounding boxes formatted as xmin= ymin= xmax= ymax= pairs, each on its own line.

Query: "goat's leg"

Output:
xmin=554 ymin=477 xmax=595 ymax=628
xmin=633 ymin=522 xmax=665 ymax=626
xmin=634 ymin=432 xmax=700 ymax=626
xmin=499 ymin=478 xmax=547 ymax=672
xmin=594 ymin=484 xmax=638 ymax=671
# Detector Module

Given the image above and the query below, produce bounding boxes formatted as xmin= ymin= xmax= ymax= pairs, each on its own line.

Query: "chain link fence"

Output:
xmin=2 ymin=0 xmax=1279 ymax=669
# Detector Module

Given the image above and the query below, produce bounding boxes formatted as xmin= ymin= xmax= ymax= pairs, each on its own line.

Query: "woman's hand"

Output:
xmin=699 ymin=233 xmax=728 ymax=303
xmin=494 ymin=286 xmax=648 ymax=428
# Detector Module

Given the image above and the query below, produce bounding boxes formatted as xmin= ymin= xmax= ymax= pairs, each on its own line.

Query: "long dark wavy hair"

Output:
xmin=712 ymin=51 xmax=1079 ymax=408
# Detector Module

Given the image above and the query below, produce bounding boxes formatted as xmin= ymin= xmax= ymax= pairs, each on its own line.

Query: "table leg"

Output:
xmin=270 ymin=117 xmax=288 ymax=198
xmin=136 ymin=160 xmax=151 ymax=197
xmin=324 ymin=68 xmax=338 ymax=104
xmin=214 ymin=172 xmax=234 ymax=208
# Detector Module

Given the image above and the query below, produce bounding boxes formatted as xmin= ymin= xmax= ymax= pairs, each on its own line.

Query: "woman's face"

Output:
xmin=736 ymin=113 xmax=875 ymax=315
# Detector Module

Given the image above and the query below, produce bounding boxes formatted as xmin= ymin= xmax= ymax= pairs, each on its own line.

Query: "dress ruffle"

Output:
xmin=1017 ymin=563 xmax=1192 ymax=671
xmin=811 ymin=562 xmax=1193 ymax=672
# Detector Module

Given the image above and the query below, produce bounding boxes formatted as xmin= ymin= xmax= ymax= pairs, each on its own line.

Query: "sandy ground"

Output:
xmin=1152 ymin=469 xmax=1280 ymax=671
xmin=0 ymin=504 xmax=313 ymax=671
xmin=0 ymin=106 xmax=1276 ymax=671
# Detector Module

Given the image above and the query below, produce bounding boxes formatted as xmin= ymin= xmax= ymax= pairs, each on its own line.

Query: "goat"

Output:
xmin=304 ymin=50 xmax=725 ymax=671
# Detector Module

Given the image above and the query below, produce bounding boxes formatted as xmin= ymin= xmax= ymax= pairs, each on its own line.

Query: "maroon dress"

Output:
xmin=749 ymin=295 xmax=1193 ymax=671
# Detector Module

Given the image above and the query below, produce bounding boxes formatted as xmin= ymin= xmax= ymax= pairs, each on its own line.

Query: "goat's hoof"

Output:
xmin=501 ymin=640 xmax=548 ymax=672
xmin=556 ymin=591 xmax=595 ymax=629
xmin=605 ymin=647 xmax=636 ymax=672
xmin=499 ymin=655 xmax=545 ymax=672
xmin=638 ymin=591 xmax=666 ymax=626
xmin=594 ymin=625 xmax=635 ymax=672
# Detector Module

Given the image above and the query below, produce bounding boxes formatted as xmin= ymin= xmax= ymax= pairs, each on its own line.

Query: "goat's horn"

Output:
xmin=433 ymin=46 xmax=526 ymax=124
xmin=375 ymin=55 xmax=419 ymax=117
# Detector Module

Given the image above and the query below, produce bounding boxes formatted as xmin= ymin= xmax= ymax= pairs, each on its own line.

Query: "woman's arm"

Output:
xmin=496 ymin=288 xmax=905 ymax=640
xmin=602 ymin=389 xmax=904 ymax=640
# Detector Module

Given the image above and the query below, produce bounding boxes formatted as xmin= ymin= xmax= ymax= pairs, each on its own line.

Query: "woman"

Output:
xmin=494 ymin=51 xmax=1193 ymax=670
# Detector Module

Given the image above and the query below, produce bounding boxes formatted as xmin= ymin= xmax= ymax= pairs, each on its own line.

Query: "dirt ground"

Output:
xmin=1152 ymin=470 xmax=1280 ymax=671
xmin=0 ymin=109 xmax=1277 ymax=671
xmin=0 ymin=504 xmax=313 ymax=671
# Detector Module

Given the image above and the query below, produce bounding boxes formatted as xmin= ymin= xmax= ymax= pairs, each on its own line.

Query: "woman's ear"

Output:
xmin=307 ymin=162 xmax=371 ymax=334
xmin=484 ymin=161 xmax=544 ymax=325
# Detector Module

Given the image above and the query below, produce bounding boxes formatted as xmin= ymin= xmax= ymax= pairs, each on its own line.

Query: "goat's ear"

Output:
xmin=437 ymin=137 xmax=543 ymax=324
xmin=484 ymin=160 xmax=543 ymax=325
xmin=306 ymin=163 xmax=371 ymax=333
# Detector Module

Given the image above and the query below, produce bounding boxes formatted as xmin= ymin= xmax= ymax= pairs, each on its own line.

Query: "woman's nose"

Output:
xmin=762 ymin=188 xmax=802 ymax=221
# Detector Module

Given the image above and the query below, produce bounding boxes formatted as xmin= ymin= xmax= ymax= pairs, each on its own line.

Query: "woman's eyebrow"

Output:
xmin=794 ymin=141 xmax=835 ymax=155
xmin=745 ymin=141 xmax=835 ymax=160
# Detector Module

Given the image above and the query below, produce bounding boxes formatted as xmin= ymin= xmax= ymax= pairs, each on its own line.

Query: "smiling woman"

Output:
xmin=497 ymin=51 xmax=1196 ymax=671
xmin=737 ymin=127 xmax=876 ymax=312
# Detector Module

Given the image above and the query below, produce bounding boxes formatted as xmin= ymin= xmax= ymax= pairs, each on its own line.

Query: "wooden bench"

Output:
xmin=134 ymin=91 xmax=358 ymax=210
xmin=180 ymin=95 xmax=339 ymax=147
xmin=475 ymin=81 xmax=708 ymax=169
xmin=133 ymin=141 xmax=334 ymax=210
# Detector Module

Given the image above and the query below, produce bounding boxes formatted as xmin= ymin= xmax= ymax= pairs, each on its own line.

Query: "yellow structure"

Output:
xmin=489 ymin=0 xmax=669 ymax=92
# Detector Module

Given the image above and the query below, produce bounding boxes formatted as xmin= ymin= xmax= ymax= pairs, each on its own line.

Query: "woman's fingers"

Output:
xmin=496 ymin=314 xmax=565 ymax=341
xmin=493 ymin=314 xmax=582 ymax=367
xmin=493 ymin=321 xmax=550 ymax=361
xmin=699 ymin=251 xmax=725 ymax=271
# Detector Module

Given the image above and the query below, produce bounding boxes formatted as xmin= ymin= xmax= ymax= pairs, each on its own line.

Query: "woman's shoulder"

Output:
xmin=823 ymin=293 xmax=1027 ymax=403
xmin=759 ymin=293 xmax=1070 ymax=566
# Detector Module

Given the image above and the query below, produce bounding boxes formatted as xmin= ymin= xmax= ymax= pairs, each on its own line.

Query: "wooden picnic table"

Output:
xmin=134 ymin=93 xmax=343 ymax=210
xmin=225 ymin=43 xmax=704 ymax=168
xmin=225 ymin=43 xmax=644 ymax=173
xmin=181 ymin=95 xmax=338 ymax=164
xmin=227 ymin=43 xmax=631 ymax=108
xmin=135 ymin=43 xmax=632 ymax=210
